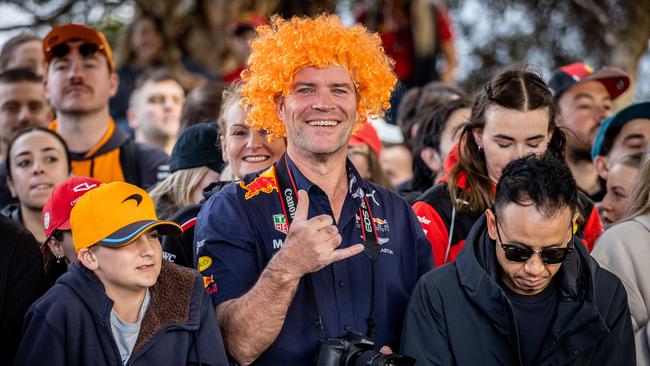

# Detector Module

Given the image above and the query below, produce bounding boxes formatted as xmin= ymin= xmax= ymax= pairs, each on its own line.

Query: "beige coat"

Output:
xmin=593 ymin=213 xmax=650 ymax=366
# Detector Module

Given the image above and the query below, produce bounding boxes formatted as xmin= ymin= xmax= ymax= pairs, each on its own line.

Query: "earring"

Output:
xmin=56 ymin=255 xmax=62 ymax=264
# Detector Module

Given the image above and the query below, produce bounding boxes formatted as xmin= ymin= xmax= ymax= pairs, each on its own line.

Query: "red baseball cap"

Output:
xmin=350 ymin=122 xmax=383 ymax=157
xmin=548 ymin=62 xmax=629 ymax=100
xmin=42 ymin=176 xmax=102 ymax=240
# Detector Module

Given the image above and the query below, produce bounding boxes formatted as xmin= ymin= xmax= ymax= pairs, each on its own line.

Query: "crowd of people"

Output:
xmin=0 ymin=7 xmax=648 ymax=366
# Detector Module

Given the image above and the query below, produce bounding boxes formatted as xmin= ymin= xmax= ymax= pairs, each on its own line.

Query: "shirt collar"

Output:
xmin=283 ymin=154 xmax=369 ymax=206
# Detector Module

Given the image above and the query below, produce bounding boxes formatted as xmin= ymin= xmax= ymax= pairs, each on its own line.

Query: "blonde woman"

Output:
xmin=149 ymin=122 xmax=223 ymax=219
xmin=593 ymin=155 xmax=650 ymax=365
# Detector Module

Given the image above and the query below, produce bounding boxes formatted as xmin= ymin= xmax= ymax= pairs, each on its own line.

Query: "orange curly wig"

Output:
xmin=241 ymin=14 xmax=397 ymax=138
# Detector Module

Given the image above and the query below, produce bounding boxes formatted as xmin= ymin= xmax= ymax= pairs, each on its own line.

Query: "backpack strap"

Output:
xmin=119 ymin=138 xmax=142 ymax=187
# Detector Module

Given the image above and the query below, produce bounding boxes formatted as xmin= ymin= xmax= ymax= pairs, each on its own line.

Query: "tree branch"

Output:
xmin=0 ymin=0 xmax=76 ymax=31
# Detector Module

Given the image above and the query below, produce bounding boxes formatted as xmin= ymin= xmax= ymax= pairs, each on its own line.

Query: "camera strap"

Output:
xmin=274 ymin=154 xmax=380 ymax=341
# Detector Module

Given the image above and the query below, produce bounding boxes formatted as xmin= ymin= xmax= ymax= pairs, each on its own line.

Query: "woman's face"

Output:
xmin=474 ymin=106 xmax=551 ymax=183
xmin=7 ymin=131 xmax=70 ymax=210
xmin=601 ymin=163 xmax=639 ymax=228
xmin=221 ymin=103 xmax=286 ymax=179
xmin=131 ymin=17 xmax=164 ymax=65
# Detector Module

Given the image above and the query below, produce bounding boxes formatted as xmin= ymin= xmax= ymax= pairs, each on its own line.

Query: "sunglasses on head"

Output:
xmin=494 ymin=212 xmax=573 ymax=264
xmin=51 ymin=42 xmax=100 ymax=60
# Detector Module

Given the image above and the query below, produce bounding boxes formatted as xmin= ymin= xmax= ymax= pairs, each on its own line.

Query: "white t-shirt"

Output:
xmin=110 ymin=289 xmax=151 ymax=364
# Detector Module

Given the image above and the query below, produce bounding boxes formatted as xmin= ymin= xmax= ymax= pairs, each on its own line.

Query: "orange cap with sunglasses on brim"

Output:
xmin=43 ymin=23 xmax=115 ymax=71
xmin=70 ymin=181 xmax=181 ymax=253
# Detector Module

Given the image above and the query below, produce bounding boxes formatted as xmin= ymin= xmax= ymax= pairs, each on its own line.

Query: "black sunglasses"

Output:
xmin=51 ymin=42 xmax=100 ymax=60
xmin=494 ymin=213 xmax=573 ymax=264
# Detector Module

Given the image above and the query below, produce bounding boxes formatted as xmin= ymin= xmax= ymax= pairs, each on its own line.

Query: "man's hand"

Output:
xmin=274 ymin=190 xmax=364 ymax=280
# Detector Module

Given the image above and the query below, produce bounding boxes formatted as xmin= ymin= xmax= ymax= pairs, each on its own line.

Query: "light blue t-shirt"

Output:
xmin=110 ymin=289 xmax=151 ymax=364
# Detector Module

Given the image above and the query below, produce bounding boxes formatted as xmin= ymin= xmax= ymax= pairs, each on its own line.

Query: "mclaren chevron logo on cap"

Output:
xmin=121 ymin=194 xmax=143 ymax=206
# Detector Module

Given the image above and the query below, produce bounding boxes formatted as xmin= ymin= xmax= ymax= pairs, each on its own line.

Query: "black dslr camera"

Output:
xmin=314 ymin=331 xmax=415 ymax=366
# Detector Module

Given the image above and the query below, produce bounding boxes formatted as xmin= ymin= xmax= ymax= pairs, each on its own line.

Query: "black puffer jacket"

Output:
xmin=400 ymin=215 xmax=635 ymax=366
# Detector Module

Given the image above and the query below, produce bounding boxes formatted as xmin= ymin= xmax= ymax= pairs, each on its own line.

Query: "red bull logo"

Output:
xmin=203 ymin=275 xmax=218 ymax=294
xmin=203 ymin=275 xmax=215 ymax=288
xmin=239 ymin=167 xmax=278 ymax=200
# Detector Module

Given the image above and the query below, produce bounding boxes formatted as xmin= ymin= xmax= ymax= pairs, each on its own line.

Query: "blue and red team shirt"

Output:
xmin=194 ymin=155 xmax=433 ymax=365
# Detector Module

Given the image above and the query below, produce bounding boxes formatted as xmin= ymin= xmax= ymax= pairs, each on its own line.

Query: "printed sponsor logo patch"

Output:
xmin=239 ymin=167 xmax=277 ymax=199
xmin=273 ymin=214 xmax=288 ymax=234
xmin=203 ymin=275 xmax=218 ymax=295
xmin=197 ymin=256 xmax=212 ymax=272
xmin=417 ymin=215 xmax=431 ymax=225
xmin=203 ymin=275 xmax=215 ymax=288
xmin=43 ymin=212 xmax=50 ymax=229
xmin=373 ymin=217 xmax=389 ymax=232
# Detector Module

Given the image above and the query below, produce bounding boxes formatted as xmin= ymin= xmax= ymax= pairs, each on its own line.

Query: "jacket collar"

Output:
xmin=283 ymin=153 xmax=371 ymax=209
xmin=60 ymin=260 xmax=202 ymax=353
xmin=49 ymin=118 xmax=129 ymax=158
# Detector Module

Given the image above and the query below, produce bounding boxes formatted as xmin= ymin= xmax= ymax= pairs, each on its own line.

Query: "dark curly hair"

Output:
xmin=494 ymin=153 xmax=577 ymax=218
xmin=412 ymin=98 xmax=469 ymax=192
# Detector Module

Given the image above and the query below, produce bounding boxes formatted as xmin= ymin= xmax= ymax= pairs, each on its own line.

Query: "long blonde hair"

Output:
xmin=623 ymin=157 xmax=650 ymax=220
xmin=149 ymin=166 xmax=210 ymax=219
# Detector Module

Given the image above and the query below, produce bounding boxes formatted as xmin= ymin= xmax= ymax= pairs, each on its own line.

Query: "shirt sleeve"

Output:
xmin=435 ymin=5 xmax=453 ymax=41
xmin=406 ymin=202 xmax=435 ymax=276
xmin=412 ymin=200 xmax=449 ymax=267
xmin=194 ymin=185 xmax=260 ymax=306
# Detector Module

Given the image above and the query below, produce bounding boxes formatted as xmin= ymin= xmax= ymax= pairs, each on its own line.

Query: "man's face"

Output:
xmin=487 ymin=203 xmax=574 ymax=296
xmin=45 ymin=40 xmax=118 ymax=115
xmin=5 ymin=40 xmax=45 ymax=77
xmin=92 ymin=229 xmax=162 ymax=294
xmin=607 ymin=119 xmax=650 ymax=168
xmin=129 ymin=79 xmax=185 ymax=140
xmin=277 ymin=66 xmax=358 ymax=160
xmin=0 ymin=81 xmax=51 ymax=145
xmin=557 ymin=80 xmax=612 ymax=154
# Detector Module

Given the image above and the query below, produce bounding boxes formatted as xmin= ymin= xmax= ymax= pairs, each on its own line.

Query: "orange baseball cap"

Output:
xmin=70 ymin=181 xmax=181 ymax=253
xmin=43 ymin=23 xmax=115 ymax=71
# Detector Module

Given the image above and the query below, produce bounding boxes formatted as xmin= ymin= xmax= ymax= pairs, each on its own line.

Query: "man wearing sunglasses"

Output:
xmin=41 ymin=24 xmax=169 ymax=190
xmin=401 ymin=154 xmax=634 ymax=365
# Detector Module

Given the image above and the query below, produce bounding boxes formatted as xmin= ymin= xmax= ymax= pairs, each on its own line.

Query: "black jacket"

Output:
xmin=162 ymin=182 xmax=228 ymax=269
xmin=15 ymin=261 xmax=228 ymax=365
xmin=400 ymin=215 xmax=635 ymax=366
xmin=0 ymin=215 xmax=43 ymax=365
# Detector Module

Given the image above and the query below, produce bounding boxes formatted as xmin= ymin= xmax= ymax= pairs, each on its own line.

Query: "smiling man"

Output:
xmin=43 ymin=24 xmax=168 ymax=189
xmin=194 ymin=15 xmax=432 ymax=365
xmin=15 ymin=181 xmax=228 ymax=365
xmin=401 ymin=154 xmax=634 ymax=365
